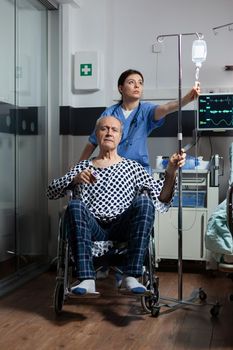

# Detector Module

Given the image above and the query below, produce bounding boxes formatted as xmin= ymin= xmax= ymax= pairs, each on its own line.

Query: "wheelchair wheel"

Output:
xmin=140 ymin=230 xmax=160 ymax=315
xmin=140 ymin=266 xmax=160 ymax=314
xmin=141 ymin=280 xmax=160 ymax=315
xmin=54 ymin=281 xmax=65 ymax=315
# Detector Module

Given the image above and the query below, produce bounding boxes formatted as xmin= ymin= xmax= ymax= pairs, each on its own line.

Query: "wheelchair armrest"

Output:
xmin=58 ymin=190 xmax=74 ymax=219
xmin=66 ymin=189 xmax=74 ymax=201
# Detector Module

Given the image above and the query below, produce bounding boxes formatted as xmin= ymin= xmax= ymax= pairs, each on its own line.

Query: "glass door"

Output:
xmin=0 ymin=0 xmax=49 ymax=283
xmin=15 ymin=0 xmax=49 ymax=270
xmin=0 ymin=0 xmax=15 ymax=278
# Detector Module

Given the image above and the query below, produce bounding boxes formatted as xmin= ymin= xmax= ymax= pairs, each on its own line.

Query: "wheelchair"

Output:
xmin=53 ymin=198 xmax=161 ymax=317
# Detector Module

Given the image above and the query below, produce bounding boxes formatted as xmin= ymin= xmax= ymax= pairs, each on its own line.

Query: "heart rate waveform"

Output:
xmin=198 ymin=93 xmax=233 ymax=131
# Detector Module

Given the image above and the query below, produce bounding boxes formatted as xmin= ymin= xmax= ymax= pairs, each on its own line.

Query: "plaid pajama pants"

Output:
xmin=66 ymin=195 xmax=155 ymax=280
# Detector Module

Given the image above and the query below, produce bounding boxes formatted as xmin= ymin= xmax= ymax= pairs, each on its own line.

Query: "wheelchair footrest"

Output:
xmin=118 ymin=288 xmax=152 ymax=297
xmin=67 ymin=291 xmax=101 ymax=299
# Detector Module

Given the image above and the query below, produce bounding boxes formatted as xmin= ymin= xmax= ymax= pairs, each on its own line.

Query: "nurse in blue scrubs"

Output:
xmin=77 ymin=68 xmax=197 ymax=279
xmin=78 ymin=68 xmax=199 ymax=179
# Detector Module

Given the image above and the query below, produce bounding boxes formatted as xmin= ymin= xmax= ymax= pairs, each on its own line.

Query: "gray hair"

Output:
xmin=95 ymin=115 xmax=123 ymax=134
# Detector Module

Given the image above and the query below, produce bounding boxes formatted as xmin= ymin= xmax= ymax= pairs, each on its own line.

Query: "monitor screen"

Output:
xmin=197 ymin=93 xmax=233 ymax=131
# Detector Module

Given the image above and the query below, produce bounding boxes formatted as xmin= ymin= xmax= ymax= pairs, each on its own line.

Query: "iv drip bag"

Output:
xmin=192 ymin=39 xmax=207 ymax=68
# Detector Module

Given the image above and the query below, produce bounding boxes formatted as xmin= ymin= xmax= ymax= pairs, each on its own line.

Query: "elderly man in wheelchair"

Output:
xmin=47 ymin=115 xmax=186 ymax=297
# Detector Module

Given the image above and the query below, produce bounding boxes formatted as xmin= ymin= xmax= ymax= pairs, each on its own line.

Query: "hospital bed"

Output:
xmin=218 ymin=183 xmax=233 ymax=287
xmin=205 ymin=182 xmax=233 ymax=301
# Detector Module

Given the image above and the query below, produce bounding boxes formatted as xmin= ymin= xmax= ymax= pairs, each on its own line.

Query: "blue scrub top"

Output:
xmin=89 ymin=102 xmax=165 ymax=173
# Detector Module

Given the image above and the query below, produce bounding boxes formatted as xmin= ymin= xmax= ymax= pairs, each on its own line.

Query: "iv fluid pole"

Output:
xmin=156 ymin=32 xmax=204 ymax=301
xmin=153 ymin=32 xmax=220 ymax=317
xmin=177 ymin=34 xmax=183 ymax=301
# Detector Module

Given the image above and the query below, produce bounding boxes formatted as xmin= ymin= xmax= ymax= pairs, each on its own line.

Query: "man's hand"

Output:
xmin=166 ymin=149 xmax=186 ymax=174
xmin=73 ymin=169 xmax=97 ymax=185
xmin=158 ymin=149 xmax=186 ymax=203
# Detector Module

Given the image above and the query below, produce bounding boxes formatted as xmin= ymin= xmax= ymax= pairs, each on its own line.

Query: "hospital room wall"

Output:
xmin=59 ymin=0 xmax=233 ymax=201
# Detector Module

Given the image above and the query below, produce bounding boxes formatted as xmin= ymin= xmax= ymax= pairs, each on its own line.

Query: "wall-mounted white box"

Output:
xmin=74 ymin=51 xmax=101 ymax=91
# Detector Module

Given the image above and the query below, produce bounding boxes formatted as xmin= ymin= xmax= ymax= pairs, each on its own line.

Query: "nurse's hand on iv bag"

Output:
xmin=181 ymin=84 xmax=200 ymax=106
xmin=195 ymin=81 xmax=200 ymax=89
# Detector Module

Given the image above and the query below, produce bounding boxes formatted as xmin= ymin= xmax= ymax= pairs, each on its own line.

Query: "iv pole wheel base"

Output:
xmin=151 ymin=306 xmax=160 ymax=317
xmin=199 ymin=288 xmax=207 ymax=301
xmin=210 ymin=302 xmax=221 ymax=317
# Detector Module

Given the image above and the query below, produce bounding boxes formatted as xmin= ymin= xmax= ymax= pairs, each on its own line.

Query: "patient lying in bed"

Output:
xmin=205 ymin=199 xmax=233 ymax=263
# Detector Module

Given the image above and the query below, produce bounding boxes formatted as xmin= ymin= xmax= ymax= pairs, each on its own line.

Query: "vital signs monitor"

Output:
xmin=197 ymin=93 xmax=233 ymax=131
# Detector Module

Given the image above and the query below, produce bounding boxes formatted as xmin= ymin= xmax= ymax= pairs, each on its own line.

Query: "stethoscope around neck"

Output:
xmin=113 ymin=102 xmax=141 ymax=148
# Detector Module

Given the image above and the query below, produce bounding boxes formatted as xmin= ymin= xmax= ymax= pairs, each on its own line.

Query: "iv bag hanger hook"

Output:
xmin=213 ymin=22 xmax=233 ymax=34
xmin=157 ymin=32 xmax=203 ymax=43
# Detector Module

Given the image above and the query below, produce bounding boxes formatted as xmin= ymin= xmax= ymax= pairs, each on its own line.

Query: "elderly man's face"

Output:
xmin=96 ymin=116 xmax=122 ymax=151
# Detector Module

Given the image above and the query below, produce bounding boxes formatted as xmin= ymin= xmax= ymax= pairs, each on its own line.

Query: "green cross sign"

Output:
xmin=80 ymin=63 xmax=92 ymax=76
